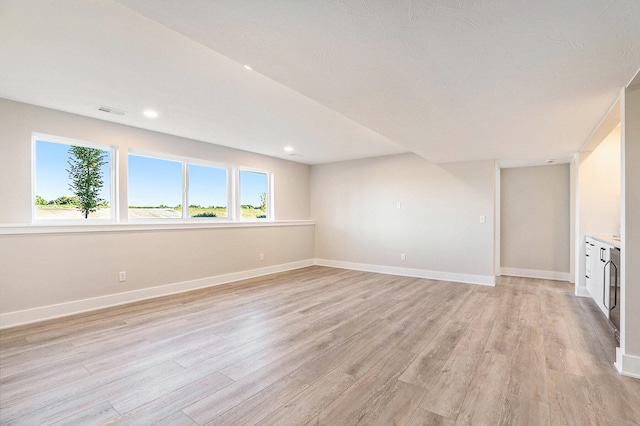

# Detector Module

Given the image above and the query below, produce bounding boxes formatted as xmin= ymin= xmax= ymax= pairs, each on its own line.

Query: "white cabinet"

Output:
xmin=585 ymin=237 xmax=612 ymax=318
xmin=585 ymin=238 xmax=595 ymax=299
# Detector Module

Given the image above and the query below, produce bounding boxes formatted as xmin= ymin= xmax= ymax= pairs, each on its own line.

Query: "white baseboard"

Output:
xmin=315 ymin=259 xmax=495 ymax=286
xmin=500 ymin=267 xmax=571 ymax=282
xmin=0 ymin=259 xmax=314 ymax=329
xmin=575 ymin=285 xmax=591 ymax=298
xmin=615 ymin=347 xmax=640 ymax=379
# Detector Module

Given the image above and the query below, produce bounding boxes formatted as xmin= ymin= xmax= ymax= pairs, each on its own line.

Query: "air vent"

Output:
xmin=288 ymin=153 xmax=303 ymax=157
xmin=97 ymin=106 xmax=126 ymax=116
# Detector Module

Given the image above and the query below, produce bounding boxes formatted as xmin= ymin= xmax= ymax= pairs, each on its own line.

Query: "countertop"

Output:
xmin=589 ymin=234 xmax=621 ymax=249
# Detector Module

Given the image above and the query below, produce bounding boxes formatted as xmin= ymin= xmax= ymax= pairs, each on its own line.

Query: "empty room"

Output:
xmin=1 ymin=1 xmax=639 ymax=425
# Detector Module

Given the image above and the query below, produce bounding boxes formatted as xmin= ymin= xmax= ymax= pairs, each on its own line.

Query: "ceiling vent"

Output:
xmin=97 ymin=105 xmax=126 ymax=116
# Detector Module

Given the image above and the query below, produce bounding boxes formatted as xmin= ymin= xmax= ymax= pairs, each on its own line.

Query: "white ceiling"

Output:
xmin=1 ymin=0 xmax=639 ymax=165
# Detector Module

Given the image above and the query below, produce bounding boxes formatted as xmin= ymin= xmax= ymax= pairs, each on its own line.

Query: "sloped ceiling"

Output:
xmin=1 ymin=0 xmax=639 ymax=165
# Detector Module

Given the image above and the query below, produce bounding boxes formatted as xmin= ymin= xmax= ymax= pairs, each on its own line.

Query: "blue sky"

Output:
xmin=188 ymin=163 xmax=227 ymax=207
xmin=36 ymin=140 xmax=266 ymax=208
xmin=35 ymin=140 xmax=111 ymax=201
xmin=128 ymin=154 xmax=182 ymax=207
xmin=240 ymin=170 xmax=267 ymax=207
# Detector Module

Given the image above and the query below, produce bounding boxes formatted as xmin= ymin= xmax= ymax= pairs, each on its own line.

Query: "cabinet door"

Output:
xmin=585 ymin=239 xmax=595 ymax=298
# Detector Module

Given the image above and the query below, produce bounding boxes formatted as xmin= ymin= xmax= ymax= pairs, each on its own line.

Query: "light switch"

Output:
xmin=479 ymin=215 xmax=486 ymax=223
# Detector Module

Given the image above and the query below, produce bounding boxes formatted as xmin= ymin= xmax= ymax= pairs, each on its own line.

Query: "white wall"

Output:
xmin=310 ymin=154 xmax=496 ymax=284
xmin=500 ymin=164 xmax=570 ymax=280
xmin=0 ymin=99 xmax=314 ymax=327
xmin=579 ymin=126 xmax=622 ymax=235
xmin=576 ymin=126 xmax=622 ymax=293
xmin=618 ymin=79 xmax=640 ymax=377
xmin=0 ymin=225 xmax=314 ymax=313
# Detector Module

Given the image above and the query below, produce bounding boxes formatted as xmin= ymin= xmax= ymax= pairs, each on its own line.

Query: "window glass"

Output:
xmin=128 ymin=154 xmax=182 ymax=219
xmin=239 ymin=170 xmax=268 ymax=219
xmin=34 ymin=139 xmax=112 ymax=220
xmin=188 ymin=164 xmax=227 ymax=218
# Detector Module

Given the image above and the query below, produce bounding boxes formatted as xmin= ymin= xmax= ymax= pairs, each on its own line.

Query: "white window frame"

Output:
xmin=32 ymin=133 xmax=118 ymax=224
xmin=128 ymin=150 xmax=232 ymax=222
xmin=237 ymin=167 xmax=274 ymax=221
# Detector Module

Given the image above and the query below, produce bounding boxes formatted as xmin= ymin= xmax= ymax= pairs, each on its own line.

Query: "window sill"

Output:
xmin=0 ymin=220 xmax=315 ymax=235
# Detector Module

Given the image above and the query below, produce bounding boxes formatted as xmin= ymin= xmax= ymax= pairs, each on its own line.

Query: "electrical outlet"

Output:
xmin=400 ymin=253 xmax=406 ymax=261
xmin=396 ymin=201 xmax=402 ymax=209
xmin=119 ymin=271 xmax=126 ymax=282
xmin=259 ymin=253 xmax=265 ymax=261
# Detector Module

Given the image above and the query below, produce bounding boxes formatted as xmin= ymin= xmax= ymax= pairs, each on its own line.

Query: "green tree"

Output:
xmin=54 ymin=195 xmax=80 ymax=206
xmin=260 ymin=192 xmax=267 ymax=212
xmin=35 ymin=195 xmax=48 ymax=205
xmin=66 ymin=146 xmax=107 ymax=218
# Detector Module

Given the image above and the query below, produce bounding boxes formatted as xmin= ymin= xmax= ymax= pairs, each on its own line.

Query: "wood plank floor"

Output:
xmin=1 ymin=266 xmax=639 ymax=425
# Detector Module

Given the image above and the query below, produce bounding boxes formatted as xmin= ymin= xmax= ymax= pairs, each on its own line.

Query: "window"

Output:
xmin=187 ymin=163 xmax=228 ymax=219
xmin=239 ymin=169 xmax=271 ymax=220
xmin=32 ymin=137 xmax=274 ymax=224
xmin=128 ymin=154 xmax=182 ymax=219
xmin=33 ymin=135 xmax=114 ymax=221
xmin=128 ymin=153 xmax=232 ymax=221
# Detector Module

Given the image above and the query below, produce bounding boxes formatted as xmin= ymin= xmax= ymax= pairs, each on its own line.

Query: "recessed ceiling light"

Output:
xmin=143 ymin=110 xmax=158 ymax=118
xmin=244 ymin=65 xmax=252 ymax=70
xmin=284 ymin=146 xmax=294 ymax=153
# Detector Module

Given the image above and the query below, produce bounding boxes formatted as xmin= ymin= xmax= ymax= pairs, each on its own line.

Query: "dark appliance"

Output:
xmin=605 ymin=247 xmax=620 ymax=344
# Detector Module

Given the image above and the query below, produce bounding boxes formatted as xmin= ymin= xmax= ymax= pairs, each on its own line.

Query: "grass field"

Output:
xmin=35 ymin=206 xmax=266 ymax=219
xmin=35 ymin=206 xmax=111 ymax=219
xmin=175 ymin=207 xmax=228 ymax=218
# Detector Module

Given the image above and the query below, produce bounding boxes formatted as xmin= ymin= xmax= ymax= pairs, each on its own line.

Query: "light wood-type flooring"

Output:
xmin=1 ymin=266 xmax=639 ymax=425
